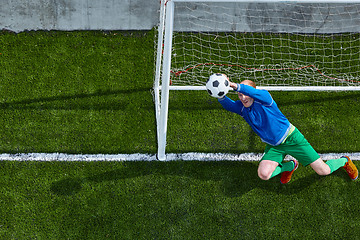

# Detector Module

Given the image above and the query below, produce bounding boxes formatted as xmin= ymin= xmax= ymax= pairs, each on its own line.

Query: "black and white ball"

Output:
xmin=206 ymin=73 xmax=230 ymax=98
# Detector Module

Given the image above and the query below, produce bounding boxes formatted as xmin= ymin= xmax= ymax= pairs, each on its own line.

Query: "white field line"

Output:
xmin=0 ymin=152 xmax=359 ymax=161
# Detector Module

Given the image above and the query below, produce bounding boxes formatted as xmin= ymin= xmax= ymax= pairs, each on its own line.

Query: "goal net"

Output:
xmin=154 ymin=0 xmax=360 ymax=160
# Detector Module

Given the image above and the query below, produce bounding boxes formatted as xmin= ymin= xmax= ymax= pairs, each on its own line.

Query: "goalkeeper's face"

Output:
xmin=237 ymin=80 xmax=255 ymax=108
xmin=237 ymin=92 xmax=254 ymax=108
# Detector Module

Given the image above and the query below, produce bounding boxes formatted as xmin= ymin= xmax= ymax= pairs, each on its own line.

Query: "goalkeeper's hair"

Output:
xmin=241 ymin=80 xmax=256 ymax=89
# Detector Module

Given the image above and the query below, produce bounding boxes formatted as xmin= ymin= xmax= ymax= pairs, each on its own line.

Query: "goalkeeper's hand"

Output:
xmin=229 ymin=81 xmax=238 ymax=91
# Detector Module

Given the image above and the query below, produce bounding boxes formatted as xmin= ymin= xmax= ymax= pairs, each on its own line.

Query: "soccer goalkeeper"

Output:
xmin=218 ymin=78 xmax=358 ymax=184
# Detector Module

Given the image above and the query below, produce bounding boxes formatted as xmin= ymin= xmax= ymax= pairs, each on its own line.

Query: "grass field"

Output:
xmin=1 ymin=160 xmax=360 ymax=239
xmin=1 ymin=30 xmax=360 ymax=239
xmin=0 ymin=30 xmax=155 ymax=154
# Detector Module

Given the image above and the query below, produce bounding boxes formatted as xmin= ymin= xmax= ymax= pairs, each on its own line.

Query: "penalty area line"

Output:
xmin=0 ymin=152 xmax=359 ymax=161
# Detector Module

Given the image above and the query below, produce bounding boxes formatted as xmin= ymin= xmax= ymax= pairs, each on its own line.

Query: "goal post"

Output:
xmin=154 ymin=0 xmax=360 ymax=160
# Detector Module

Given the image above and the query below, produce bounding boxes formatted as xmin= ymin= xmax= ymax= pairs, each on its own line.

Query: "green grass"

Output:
xmin=1 ymin=30 xmax=360 ymax=239
xmin=0 ymin=31 xmax=156 ymax=154
xmin=1 ymin=160 xmax=360 ymax=239
xmin=1 ymin=30 xmax=360 ymax=154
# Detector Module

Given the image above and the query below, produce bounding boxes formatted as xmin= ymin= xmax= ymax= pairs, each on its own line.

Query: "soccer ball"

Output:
xmin=206 ymin=73 xmax=230 ymax=98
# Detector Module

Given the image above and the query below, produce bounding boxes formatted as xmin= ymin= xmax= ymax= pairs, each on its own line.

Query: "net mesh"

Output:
xmin=166 ymin=2 xmax=360 ymax=87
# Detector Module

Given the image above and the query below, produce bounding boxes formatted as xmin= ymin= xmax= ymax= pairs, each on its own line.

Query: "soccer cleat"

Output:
xmin=342 ymin=156 xmax=358 ymax=180
xmin=280 ymin=159 xmax=299 ymax=184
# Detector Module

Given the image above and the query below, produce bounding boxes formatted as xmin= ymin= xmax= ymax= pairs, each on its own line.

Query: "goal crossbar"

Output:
xmin=167 ymin=86 xmax=360 ymax=91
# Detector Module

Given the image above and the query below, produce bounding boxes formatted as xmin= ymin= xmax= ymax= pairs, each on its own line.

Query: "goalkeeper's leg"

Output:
xmin=258 ymin=160 xmax=295 ymax=180
xmin=258 ymin=144 xmax=296 ymax=181
xmin=311 ymin=156 xmax=358 ymax=180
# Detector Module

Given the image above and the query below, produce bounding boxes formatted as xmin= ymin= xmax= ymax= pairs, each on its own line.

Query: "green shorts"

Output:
xmin=261 ymin=127 xmax=320 ymax=166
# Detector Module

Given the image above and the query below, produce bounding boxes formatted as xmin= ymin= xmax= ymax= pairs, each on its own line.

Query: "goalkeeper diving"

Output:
xmin=210 ymin=75 xmax=358 ymax=184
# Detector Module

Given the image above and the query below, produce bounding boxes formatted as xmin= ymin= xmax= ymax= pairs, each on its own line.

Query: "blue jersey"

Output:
xmin=218 ymin=84 xmax=291 ymax=146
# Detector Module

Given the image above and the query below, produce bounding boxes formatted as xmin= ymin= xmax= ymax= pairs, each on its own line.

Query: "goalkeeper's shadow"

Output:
xmin=254 ymin=169 xmax=351 ymax=196
xmin=220 ymin=165 xmax=320 ymax=197
xmin=256 ymin=172 xmax=322 ymax=196
xmin=220 ymin=163 xmax=352 ymax=197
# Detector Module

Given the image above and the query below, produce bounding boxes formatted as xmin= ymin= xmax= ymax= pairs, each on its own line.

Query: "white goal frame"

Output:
xmin=154 ymin=0 xmax=360 ymax=160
